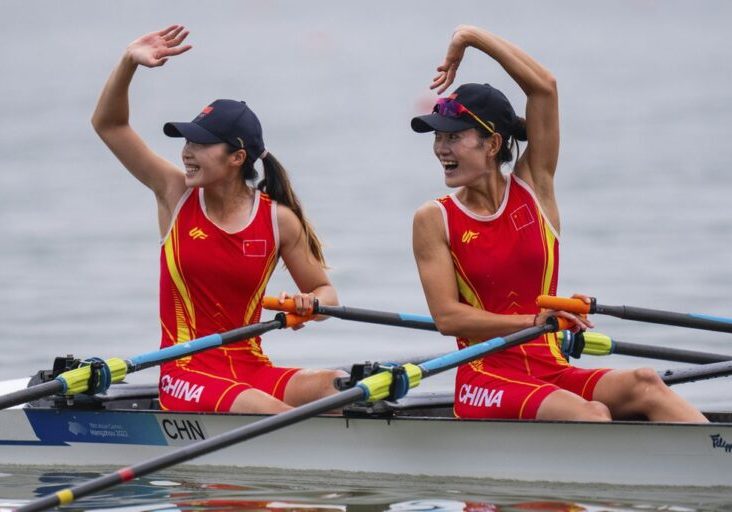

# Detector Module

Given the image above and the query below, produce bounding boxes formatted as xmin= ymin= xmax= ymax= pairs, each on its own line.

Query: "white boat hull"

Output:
xmin=2 ymin=406 xmax=732 ymax=486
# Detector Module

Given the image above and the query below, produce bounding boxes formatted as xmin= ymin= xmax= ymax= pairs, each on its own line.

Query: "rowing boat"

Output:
xmin=2 ymin=379 xmax=731 ymax=487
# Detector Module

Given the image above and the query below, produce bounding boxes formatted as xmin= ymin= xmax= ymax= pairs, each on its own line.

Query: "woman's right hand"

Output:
xmin=126 ymin=25 xmax=192 ymax=68
xmin=431 ymin=25 xmax=474 ymax=94
xmin=534 ymin=309 xmax=593 ymax=333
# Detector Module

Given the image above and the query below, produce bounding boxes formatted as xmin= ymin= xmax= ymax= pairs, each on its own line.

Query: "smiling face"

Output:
xmin=433 ymin=128 xmax=499 ymax=188
xmin=181 ymin=141 xmax=246 ymax=188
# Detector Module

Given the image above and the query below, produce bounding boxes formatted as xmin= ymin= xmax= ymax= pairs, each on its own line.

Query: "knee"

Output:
xmin=631 ymin=367 xmax=669 ymax=397
xmin=580 ymin=401 xmax=612 ymax=422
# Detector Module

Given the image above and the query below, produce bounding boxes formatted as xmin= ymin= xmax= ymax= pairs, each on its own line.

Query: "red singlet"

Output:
xmin=436 ymin=174 xmax=608 ymax=419
xmin=158 ymin=189 xmax=297 ymax=412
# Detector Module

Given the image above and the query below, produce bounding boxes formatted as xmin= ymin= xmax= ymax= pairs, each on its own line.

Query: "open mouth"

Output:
xmin=441 ymin=160 xmax=458 ymax=171
xmin=184 ymin=164 xmax=200 ymax=177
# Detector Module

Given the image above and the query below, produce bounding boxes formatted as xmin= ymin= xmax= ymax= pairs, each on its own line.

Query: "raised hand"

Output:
xmin=431 ymin=26 xmax=471 ymax=94
xmin=126 ymin=25 xmax=192 ymax=68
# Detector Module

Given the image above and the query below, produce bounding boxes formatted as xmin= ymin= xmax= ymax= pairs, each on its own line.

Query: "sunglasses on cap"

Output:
xmin=434 ymin=98 xmax=496 ymax=135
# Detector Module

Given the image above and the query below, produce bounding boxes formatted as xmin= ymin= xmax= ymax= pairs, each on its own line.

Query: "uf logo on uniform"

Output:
xmin=189 ymin=227 xmax=208 ymax=240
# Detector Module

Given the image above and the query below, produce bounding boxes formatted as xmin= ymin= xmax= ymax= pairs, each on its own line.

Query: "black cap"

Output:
xmin=164 ymin=99 xmax=266 ymax=161
xmin=411 ymin=83 xmax=526 ymax=140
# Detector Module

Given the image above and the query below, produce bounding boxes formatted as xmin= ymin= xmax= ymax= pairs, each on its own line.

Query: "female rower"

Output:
xmin=411 ymin=25 xmax=706 ymax=422
xmin=92 ymin=25 xmax=345 ymax=414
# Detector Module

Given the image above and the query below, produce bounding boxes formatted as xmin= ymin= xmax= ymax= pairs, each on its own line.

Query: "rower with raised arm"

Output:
xmin=410 ymin=25 xmax=706 ymax=422
xmin=91 ymin=25 xmax=345 ymax=414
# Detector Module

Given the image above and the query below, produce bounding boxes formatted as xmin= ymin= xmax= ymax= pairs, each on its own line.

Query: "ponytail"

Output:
xmin=256 ymin=152 xmax=327 ymax=266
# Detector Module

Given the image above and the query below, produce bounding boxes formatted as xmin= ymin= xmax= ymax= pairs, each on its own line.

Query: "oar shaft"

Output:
xmin=612 ymin=340 xmax=731 ymax=364
xmin=17 ymin=387 xmax=366 ymax=512
xmin=598 ymin=304 xmax=732 ymax=334
xmin=22 ymin=318 xmax=568 ymax=512
xmin=318 ymin=304 xmax=437 ymax=331
xmin=537 ymin=295 xmax=732 ymax=334
xmin=662 ymin=360 xmax=732 ymax=386
xmin=1 ymin=315 xmax=300 ymax=412
xmin=420 ymin=323 xmax=553 ymax=377
xmin=127 ymin=319 xmax=286 ymax=371
xmin=261 ymin=297 xmax=437 ymax=331
xmin=0 ymin=380 xmax=63 ymax=410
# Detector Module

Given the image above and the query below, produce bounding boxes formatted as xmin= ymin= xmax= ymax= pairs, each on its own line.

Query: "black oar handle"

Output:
xmin=0 ymin=380 xmax=64 ymax=410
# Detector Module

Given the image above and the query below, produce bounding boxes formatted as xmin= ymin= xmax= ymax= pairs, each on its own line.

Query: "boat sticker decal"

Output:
xmin=710 ymin=434 xmax=732 ymax=453
xmin=157 ymin=417 xmax=209 ymax=446
xmin=24 ymin=410 xmax=168 ymax=446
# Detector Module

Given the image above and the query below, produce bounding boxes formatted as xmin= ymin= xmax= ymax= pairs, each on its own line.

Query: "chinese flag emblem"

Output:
xmin=243 ymin=239 xmax=266 ymax=257
xmin=510 ymin=204 xmax=535 ymax=231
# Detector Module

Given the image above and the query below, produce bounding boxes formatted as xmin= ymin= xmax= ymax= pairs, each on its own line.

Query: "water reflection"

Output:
xmin=2 ymin=466 xmax=731 ymax=512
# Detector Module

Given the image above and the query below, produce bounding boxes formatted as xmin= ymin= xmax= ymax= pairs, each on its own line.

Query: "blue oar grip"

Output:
xmin=420 ymin=337 xmax=506 ymax=373
xmin=690 ymin=313 xmax=732 ymax=325
xmin=397 ymin=313 xmax=435 ymax=324
xmin=129 ymin=333 xmax=224 ymax=368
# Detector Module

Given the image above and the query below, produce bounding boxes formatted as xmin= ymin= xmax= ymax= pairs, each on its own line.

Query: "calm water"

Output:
xmin=1 ymin=0 xmax=732 ymax=509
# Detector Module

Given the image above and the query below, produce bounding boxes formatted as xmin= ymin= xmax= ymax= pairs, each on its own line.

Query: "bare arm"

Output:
xmin=91 ymin=25 xmax=192 ymax=235
xmin=431 ymin=25 xmax=560 ymax=231
xmin=413 ymin=203 xmax=588 ymax=339
xmin=277 ymin=205 xmax=338 ymax=317
xmin=412 ymin=202 xmax=535 ymax=340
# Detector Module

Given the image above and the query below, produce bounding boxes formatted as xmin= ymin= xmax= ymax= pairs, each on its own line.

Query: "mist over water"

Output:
xmin=1 ymin=1 xmax=732 ymax=509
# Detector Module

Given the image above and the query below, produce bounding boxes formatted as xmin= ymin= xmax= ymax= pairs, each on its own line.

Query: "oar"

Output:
xmin=559 ymin=331 xmax=732 ymax=364
xmin=0 ymin=313 xmax=307 ymax=411
xmin=17 ymin=317 xmax=571 ymax=512
xmin=267 ymin=297 xmax=732 ymax=366
xmin=537 ymin=295 xmax=732 ymax=334
xmin=261 ymin=297 xmax=438 ymax=331
xmin=266 ymin=297 xmax=732 ymax=366
xmin=662 ymin=360 xmax=732 ymax=385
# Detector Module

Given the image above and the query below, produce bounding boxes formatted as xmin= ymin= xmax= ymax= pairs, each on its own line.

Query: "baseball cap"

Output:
xmin=164 ymin=99 xmax=266 ymax=161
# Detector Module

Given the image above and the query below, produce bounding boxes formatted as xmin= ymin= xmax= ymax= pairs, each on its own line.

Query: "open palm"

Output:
xmin=127 ymin=25 xmax=192 ymax=68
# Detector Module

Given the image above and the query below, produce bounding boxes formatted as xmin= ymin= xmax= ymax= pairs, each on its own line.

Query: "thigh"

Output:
xmin=542 ymin=366 xmax=611 ymax=400
xmin=454 ymin=366 xmax=558 ymax=420
xmin=159 ymin=366 xmax=252 ymax=412
xmin=244 ymin=363 xmax=300 ymax=401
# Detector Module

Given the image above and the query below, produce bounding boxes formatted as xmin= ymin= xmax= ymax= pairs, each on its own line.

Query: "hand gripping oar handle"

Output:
xmin=18 ymin=316 xmax=570 ymax=512
xmin=261 ymin=297 xmax=438 ymax=332
xmin=0 ymin=313 xmax=310 ymax=411
xmin=537 ymin=295 xmax=732 ymax=334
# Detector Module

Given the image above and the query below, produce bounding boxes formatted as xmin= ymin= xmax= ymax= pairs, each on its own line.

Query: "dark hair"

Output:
xmin=477 ymin=116 xmax=526 ymax=165
xmin=228 ymin=146 xmax=326 ymax=266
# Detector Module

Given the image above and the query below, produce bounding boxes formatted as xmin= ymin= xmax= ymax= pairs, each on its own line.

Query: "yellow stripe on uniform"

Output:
xmin=536 ymin=213 xmax=566 ymax=365
xmin=242 ymin=250 xmax=278 ymax=325
xmin=451 ymin=252 xmax=484 ymax=310
xmin=164 ymin=222 xmax=196 ymax=343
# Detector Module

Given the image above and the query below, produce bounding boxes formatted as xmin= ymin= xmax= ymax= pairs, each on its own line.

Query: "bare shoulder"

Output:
xmin=276 ymin=203 xmax=303 ymax=243
xmin=413 ymin=200 xmax=444 ymax=226
xmin=413 ymin=200 xmax=447 ymax=245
